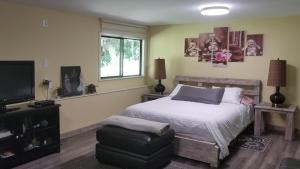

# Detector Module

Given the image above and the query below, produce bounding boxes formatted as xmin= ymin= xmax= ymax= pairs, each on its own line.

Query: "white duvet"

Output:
xmin=122 ymin=96 xmax=253 ymax=159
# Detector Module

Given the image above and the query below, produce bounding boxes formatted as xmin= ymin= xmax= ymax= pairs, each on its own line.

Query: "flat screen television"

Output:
xmin=0 ymin=61 xmax=35 ymax=112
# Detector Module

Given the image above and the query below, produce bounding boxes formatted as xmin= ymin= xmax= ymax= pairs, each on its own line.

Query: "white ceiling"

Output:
xmin=3 ymin=0 xmax=300 ymax=25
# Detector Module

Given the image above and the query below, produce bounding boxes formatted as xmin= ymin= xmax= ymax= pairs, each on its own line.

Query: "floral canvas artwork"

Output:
xmin=212 ymin=27 xmax=229 ymax=67
xmin=244 ymin=34 xmax=263 ymax=56
xmin=184 ymin=38 xmax=201 ymax=57
xmin=213 ymin=27 xmax=229 ymax=50
xmin=198 ymin=33 xmax=214 ymax=62
xmin=212 ymin=51 xmax=231 ymax=67
xmin=184 ymin=27 xmax=264 ymax=67
xmin=228 ymin=31 xmax=245 ymax=62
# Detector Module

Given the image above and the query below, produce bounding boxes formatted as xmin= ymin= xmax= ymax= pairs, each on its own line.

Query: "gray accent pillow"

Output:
xmin=171 ymin=86 xmax=225 ymax=105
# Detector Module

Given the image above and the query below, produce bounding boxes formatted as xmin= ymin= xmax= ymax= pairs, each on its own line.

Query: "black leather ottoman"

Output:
xmin=280 ymin=158 xmax=300 ymax=169
xmin=96 ymin=125 xmax=175 ymax=169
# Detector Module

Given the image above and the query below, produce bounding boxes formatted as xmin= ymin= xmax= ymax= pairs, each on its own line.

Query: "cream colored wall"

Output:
xmin=57 ymin=87 xmax=147 ymax=133
xmin=0 ymin=1 xmax=148 ymax=134
xmin=148 ymin=17 xmax=300 ymax=129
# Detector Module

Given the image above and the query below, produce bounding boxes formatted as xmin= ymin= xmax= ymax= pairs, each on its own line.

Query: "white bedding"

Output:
xmin=122 ymin=96 xmax=253 ymax=159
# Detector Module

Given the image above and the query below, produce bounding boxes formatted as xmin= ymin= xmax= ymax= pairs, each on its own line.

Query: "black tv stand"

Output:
xmin=0 ymin=105 xmax=6 ymax=113
xmin=0 ymin=104 xmax=61 ymax=169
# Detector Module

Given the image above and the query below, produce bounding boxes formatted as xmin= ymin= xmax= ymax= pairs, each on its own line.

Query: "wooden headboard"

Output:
xmin=175 ymin=76 xmax=262 ymax=104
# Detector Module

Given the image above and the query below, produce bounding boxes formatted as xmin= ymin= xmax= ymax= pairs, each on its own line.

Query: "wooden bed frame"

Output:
xmin=173 ymin=76 xmax=262 ymax=168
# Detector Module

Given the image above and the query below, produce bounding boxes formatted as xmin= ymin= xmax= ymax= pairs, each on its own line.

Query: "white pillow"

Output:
xmin=223 ymin=87 xmax=243 ymax=104
xmin=169 ymin=84 xmax=205 ymax=97
xmin=213 ymin=87 xmax=242 ymax=104
xmin=169 ymin=84 xmax=184 ymax=97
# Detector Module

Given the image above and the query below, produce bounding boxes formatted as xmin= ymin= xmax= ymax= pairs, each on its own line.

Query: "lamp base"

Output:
xmin=270 ymin=86 xmax=285 ymax=107
xmin=155 ymin=80 xmax=165 ymax=95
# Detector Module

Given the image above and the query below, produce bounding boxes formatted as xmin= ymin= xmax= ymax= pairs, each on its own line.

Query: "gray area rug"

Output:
xmin=230 ymin=134 xmax=271 ymax=152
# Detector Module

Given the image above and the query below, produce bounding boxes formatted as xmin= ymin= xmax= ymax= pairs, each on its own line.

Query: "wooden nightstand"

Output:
xmin=142 ymin=93 xmax=169 ymax=102
xmin=254 ymin=102 xmax=298 ymax=140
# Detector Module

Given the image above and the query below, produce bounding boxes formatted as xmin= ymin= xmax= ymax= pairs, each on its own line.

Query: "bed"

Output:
xmin=123 ymin=76 xmax=261 ymax=167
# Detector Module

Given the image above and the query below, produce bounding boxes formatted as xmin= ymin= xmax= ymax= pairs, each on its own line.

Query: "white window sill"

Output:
xmin=99 ymin=75 xmax=144 ymax=82
xmin=55 ymin=85 xmax=148 ymax=101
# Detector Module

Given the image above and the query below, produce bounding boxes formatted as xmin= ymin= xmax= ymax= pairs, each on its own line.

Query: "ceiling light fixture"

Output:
xmin=200 ymin=6 xmax=230 ymax=16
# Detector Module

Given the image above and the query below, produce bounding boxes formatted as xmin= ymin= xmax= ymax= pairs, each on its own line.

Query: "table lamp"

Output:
xmin=267 ymin=58 xmax=286 ymax=107
xmin=154 ymin=58 xmax=166 ymax=94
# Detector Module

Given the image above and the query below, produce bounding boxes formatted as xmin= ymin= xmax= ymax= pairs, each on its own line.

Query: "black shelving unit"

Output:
xmin=0 ymin=104 xmax=60 ymax=169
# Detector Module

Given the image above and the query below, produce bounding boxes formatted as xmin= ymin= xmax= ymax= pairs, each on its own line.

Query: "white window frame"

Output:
xmin=99 ymin=20 xmax=147 ymax=80
xmin=100 ymin=35 xmax=143 ymax=79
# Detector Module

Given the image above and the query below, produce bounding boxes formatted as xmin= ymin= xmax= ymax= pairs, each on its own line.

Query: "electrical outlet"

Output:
xmin=43 ymin=58 xmax=48 ymax=69
xmin=42 ymin=80 xmax=52 ymax=89
xmin=41 ymin=18 xmax=48 ymax=28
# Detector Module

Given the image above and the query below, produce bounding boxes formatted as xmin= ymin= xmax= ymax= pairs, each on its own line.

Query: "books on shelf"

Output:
xmin=24 ymin=144 xmax=40 ymax=152
xmin=0 ymin=151 xmax=15 ymax=159
xmin=0 ymin=130 xmax=12 ymax=139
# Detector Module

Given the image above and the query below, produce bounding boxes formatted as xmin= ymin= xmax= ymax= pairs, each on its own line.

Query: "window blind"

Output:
xmin=101 ymin=19 xmax=148 ymax=39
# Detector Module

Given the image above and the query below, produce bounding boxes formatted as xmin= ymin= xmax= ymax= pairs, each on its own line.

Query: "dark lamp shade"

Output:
xmin=154 ymin=58 xmax=166 ymax=80
xmin=267 ymin=59 xmax=286 ymax=87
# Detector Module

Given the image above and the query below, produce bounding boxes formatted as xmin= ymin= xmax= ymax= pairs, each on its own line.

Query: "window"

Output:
xmin=100 ymin=35 xmax=143 ymax=79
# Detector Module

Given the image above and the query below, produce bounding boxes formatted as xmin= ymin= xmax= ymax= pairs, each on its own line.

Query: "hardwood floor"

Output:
xmin=14 ymin=129 xmax=97 ymax=169
xmin=14 ymin=129 xmax=300 ymax=169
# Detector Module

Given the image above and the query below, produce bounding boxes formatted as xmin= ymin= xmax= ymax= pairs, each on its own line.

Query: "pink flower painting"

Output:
xmin=212 ymin=50 xmax=231 ymax=67
xmin=212 ymin=27 xmax=229 ymax=67
xmin=183 ymin=26 xmax=264 ymax=68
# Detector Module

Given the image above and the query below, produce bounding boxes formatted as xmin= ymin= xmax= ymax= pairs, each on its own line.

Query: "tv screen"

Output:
xmin=0 ymin=61 xmax=35 ymax=105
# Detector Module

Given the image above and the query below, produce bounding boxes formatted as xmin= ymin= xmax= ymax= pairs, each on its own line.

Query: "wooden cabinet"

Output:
xmin=0 ymin=104 xmax=60 ymax=169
